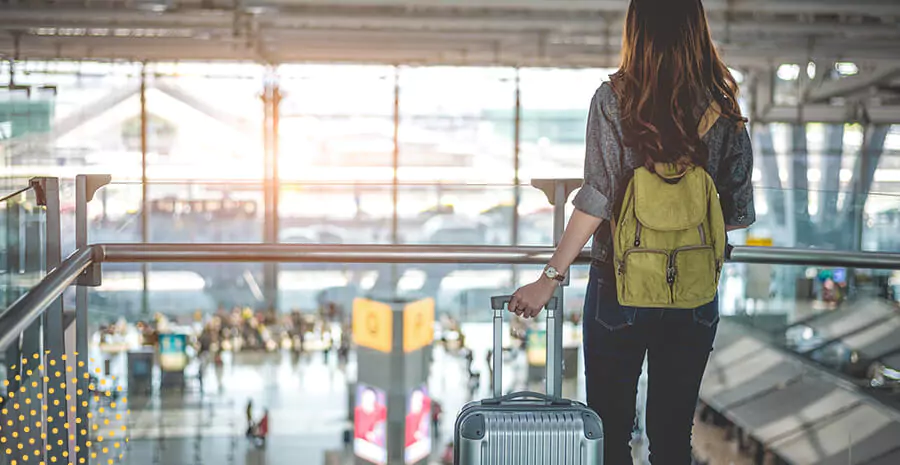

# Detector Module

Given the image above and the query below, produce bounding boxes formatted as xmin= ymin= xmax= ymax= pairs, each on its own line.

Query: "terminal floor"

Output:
xmin=114 ymin=348 xmax=752 ymax=465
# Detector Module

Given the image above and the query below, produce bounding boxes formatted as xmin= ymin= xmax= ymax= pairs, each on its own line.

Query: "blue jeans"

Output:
xmin=583 ymin=263 xmax=718 ymax=465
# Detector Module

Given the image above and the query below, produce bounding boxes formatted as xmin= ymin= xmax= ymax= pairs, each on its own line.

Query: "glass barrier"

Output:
xmin=0 ymin=186 xmax=47 ymax=308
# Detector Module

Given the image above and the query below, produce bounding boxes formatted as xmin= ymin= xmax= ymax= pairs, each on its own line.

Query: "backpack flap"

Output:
xmin=633 ymin=167 xmax=707 ymax=231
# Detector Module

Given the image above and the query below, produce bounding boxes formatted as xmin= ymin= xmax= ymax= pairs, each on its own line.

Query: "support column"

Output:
xmin=789 ymin=124 xmax=811 ymax=245
xmin=850 ymin=125 xmax=889 ymax=250
xmin=512 ymin=69 xmax=521 ymax=247
xmin=140 ymin=64 xmax=150 ymax=317
xmin=390 ymin=67 xmax=400 ymax=291
xmin=262 ymin=71 xmax=282 ymax=311
xmin=511 ymin=69 xmax=521 ymax=288
xmin=754 ymin=124 xmax=786 ymax=227
xmin=820 ymin=124 xmax=844 ymax=242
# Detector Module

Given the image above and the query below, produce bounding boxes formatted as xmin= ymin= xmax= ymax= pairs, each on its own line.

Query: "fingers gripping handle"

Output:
xmin=490 ymin=296 xmax=560 ymax=398
xmin=490 ymin=296 xmax=558 ymax=310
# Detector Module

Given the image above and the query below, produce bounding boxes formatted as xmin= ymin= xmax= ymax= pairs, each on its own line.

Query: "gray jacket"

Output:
xmin=572 ymin=82 xmax=756 ymax=263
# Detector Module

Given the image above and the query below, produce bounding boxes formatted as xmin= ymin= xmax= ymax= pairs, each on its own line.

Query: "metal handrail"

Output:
xmin=730 ymin=246 xmax=900 ymax=270
xmin=3 ymin=242 xmax=900 ymax=351
xmin=0 ymin=184 xmax=33 ymax=203
xmin=96 ymin=243 xmax=563 ymax=264
xmin=0 ymin=247 xmax=94 ymax=349
xmin=97 ymin=243 xmax=900 ymax=270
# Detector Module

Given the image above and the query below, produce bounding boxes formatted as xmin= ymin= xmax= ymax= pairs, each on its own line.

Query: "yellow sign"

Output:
xmin=353 ymin=298 xmax=393 ymax=353
xmin=403 ymin=298 xmax=435 ymax=353
xmin=746 ymin=237 xmax=773 ymax=247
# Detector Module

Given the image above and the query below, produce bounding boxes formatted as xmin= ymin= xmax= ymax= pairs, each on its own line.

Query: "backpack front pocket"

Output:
xmin=672 ymin=245 xmax=716 ymax=304
xmin=618 ymin=249 xmax=671 ymax=306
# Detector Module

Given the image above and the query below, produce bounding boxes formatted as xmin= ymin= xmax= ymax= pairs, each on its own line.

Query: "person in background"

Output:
xmin=256 ymin=409 xmax=269 ymax=448
xmin=441 ymin=442 xmax=454 ymax=465
xmin=245 ymin=399 xmax=254 ymax=437
xmin=431 ymin=399 xmax=443 ymax=442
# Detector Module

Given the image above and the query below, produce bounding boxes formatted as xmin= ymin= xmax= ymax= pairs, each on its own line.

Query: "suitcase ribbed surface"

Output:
xmin=479 ymin=410 xmax=593 ymax=465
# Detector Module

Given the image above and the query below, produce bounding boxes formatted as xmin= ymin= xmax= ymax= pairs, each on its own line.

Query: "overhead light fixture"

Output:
xmin=135 ymin=1 xmax=171 ymax=13
xmin=245 ymin=6 xmax=276 ymax=15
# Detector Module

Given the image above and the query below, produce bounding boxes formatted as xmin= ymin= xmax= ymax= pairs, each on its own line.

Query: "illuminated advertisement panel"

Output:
xmin=404 ymin=385 xmax=432 ymax=464
xmin=354 ymin=383 xmax=388 ymax=464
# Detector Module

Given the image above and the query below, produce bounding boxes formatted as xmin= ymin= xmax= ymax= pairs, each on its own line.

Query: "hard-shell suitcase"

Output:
xmin=453 ymin=295 xmax=604 ymax=465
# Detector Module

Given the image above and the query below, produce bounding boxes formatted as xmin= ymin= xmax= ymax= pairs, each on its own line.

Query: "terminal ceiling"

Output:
xmin=0 ymin=0 xmax=898 ymax=68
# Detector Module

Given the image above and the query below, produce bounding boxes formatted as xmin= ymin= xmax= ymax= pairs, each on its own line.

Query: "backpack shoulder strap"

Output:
xmin=698 ymin=100 xmax=722 ymax=139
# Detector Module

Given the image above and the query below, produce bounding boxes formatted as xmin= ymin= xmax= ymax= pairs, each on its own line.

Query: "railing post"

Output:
xmin=530 ymin=178 xmax=581 ymax=397
xmin=33 ymin=177 xmax=66 ymax=464
xmin=75 ymin=174 xmax=110 ymax=465
xmin=3 ymin=184 xmax=24 ymax=465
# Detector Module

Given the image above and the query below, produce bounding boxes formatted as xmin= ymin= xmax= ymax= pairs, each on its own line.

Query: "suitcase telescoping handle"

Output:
xmin=490 ymin=295 xmax=560 ymax=399
xmin=482 ymin=391 xmax=571 ymax=406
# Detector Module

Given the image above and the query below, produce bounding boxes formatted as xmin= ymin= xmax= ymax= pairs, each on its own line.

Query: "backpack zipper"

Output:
xmin=666 ymin=253 xmax=676 ymax=303
xmin=634 ymin=221 xmax=643 ymax=247
xmin=697 ymin=225 xmax=706 ymax=245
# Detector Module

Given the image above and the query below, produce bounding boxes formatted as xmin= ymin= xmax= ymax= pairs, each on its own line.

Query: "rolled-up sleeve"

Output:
xmin=715 ymin=123 xmax=756 ymax=227
xmin=572 ymin=85 xmax=621 ymax=221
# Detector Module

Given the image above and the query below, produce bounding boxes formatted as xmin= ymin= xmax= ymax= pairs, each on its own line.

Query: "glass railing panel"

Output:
xmin=88 ymin=181 xmax=142 ymax=243
xmin=1 ymin=186 xmax=47 ymax=307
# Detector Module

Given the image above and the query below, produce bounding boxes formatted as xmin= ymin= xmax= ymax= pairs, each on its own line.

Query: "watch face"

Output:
xmin=545 ymin=267 xmax=558 ymax=279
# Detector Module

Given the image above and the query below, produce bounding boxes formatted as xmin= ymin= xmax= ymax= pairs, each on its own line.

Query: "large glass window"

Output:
xmin=277 ymin=65 xmax=395 ymax=245
xmin=518 ymin=68 xmax=609 ymax=181
xmin=147 ymin=63 xmax=265 ymax=180
xmin=1 ymin=61 xmax=141 ymax=181
xmin=398 ymin=67 xmax=516 ymax=182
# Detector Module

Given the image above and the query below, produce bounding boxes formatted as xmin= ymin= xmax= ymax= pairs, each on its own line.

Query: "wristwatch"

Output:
xmin=542 ymin=265 xmax=566 ymax=283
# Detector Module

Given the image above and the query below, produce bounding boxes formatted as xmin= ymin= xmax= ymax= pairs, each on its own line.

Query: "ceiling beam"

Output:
xmin=806 ymin=67 xmax=900 ymax=103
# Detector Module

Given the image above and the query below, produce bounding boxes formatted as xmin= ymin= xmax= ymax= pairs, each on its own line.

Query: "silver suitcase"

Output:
xmin=454 ymin=295 xmax=604 ymax=465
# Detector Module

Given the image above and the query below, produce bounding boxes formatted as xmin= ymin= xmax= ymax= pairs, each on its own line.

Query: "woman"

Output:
xmin=509 ymin=0 xmax=754 ymax=462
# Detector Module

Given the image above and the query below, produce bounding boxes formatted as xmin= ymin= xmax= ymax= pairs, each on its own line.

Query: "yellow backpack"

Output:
xmin=612 ymin=103 xmax=726 ymax=308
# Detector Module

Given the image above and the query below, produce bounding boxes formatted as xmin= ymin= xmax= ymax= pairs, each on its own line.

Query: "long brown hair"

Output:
xmin=610 ymin=0 xmax=744 ymax=169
